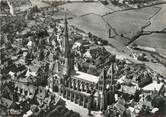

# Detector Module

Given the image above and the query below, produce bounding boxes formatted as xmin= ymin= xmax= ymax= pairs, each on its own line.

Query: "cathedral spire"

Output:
xmin=64 ymin=13 xmax=70 ymax=58
xmin=62 ymin=14 xmax=74 ymax=76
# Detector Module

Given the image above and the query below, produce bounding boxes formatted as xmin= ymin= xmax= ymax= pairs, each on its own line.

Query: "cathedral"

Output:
xmin=48 ymin=15 xmax=115 ymax=111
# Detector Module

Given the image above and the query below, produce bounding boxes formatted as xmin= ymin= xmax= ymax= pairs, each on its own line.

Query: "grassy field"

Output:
xmin=134 ymin=33 xmax=166 ymax=56
xmin=145 ymin=4 xmax=166 ymax=31
xmin=103 ymin=6 xmax=160 ymax=39
xmin=70 ymin=14 xmax=110 ymax=38
xmin=59 ymin=2 xmax=114 ymax=16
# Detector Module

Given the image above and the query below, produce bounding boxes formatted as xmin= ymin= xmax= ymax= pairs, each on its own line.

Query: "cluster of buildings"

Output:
xmin=0 ymin=6 xmax=81 ymax=117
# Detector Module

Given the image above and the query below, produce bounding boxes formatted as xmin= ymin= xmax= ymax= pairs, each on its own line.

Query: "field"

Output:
xmin=103 ymin=6 xmax=160 ymax=39
xmin=70 ymin=14 xmax=109 ymax=38
xmin=133 ymin=33 xmax=166 ymax=56
xmin=145 ymin=4 xmax=166 ymax=31
xmin=59 ymin=2 xmax=114 ymax=16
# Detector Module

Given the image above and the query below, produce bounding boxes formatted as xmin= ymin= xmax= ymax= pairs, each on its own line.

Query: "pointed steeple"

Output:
xmin=64 ymin=14 xmax=70 ymax=58
xmin=62 ymin=14 xmax=74 ymax=76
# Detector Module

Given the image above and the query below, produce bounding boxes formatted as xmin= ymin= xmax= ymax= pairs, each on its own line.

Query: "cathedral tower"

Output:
xmin=100 ymin=67 xmax=107 ymax=110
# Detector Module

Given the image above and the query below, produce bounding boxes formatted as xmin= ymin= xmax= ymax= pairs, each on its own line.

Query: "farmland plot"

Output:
xmin=70 ymin=14 xmax=110 ymax=39
xmin=103 ymin=7 xmax=160 ymax=39
xmin=145 ymin=4 xmax=166 ymax=31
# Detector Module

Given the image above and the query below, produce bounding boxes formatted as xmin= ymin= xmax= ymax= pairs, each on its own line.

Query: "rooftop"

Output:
xmin=72 ymin=71 xmax=99 ymax=83
xmin=143 ymin=81 xmax=164 ymax=91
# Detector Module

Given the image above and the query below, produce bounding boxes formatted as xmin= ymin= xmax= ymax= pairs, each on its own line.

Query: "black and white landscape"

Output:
xmin=0 ymin=0 xmax=166 ymax=117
